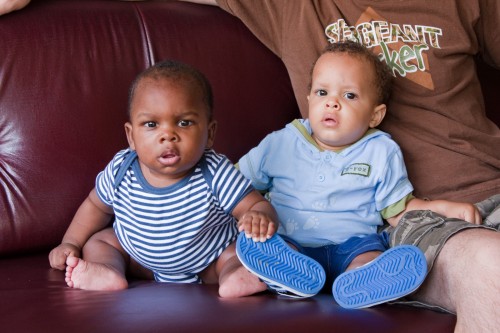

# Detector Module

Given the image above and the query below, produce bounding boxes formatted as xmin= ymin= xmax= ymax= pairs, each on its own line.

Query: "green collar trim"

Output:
xmin=291 ymin=119 xmax=378 ymax=153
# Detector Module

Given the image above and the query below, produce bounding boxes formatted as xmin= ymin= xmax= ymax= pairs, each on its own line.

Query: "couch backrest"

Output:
xmin=1 ymin=1 xmax=499 ymax=257
xmin=0 ymin=0 xmax=299 ymax=255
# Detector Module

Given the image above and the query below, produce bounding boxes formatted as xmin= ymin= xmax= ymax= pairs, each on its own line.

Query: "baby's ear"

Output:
xmin=206 ymin=120 xmax=218 ymax=148
xmin=124 ymin=122 xmax=135 ymax=150
xmin=369 ymin=104 xmax=386 ymax=128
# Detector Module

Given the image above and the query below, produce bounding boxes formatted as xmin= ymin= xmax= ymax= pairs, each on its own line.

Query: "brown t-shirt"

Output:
xmin=218 ymin=0 xmax=500 ymax=202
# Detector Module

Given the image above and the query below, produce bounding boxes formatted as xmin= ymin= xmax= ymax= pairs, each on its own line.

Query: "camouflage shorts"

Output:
xmin=386 ymin=210 xmax=492 ymax=271
xmin=384 ymin=210 xmax=494 ymax=312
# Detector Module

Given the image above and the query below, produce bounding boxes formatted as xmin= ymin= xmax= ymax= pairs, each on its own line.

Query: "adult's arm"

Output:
xmin=0 ymin=0 xmax=30 ymax=15
xmin=178 ymin=0 xmax=217 ymax=5
xmin=477 ymin=0 xmax=500 ymax=67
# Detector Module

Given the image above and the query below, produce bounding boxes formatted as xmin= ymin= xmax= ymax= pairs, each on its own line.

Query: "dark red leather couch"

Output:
xmin=2 ymin=1 xmax=498 ymax=332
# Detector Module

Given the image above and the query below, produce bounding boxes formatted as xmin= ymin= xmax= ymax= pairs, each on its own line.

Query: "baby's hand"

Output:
xmin=442 ymin=201 xmax=482 ymax=225
xmin=48 ymin=243 xmax=81 ymax=270
xmin=237 ymin=210 xmax=278 ymax=242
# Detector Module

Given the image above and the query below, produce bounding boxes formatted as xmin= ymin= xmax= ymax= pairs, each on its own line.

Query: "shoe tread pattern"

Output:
xmin=236 ymin=233 xmax=325 ymax=297
xmin=333 ymin=245 xmax=427 ymax=308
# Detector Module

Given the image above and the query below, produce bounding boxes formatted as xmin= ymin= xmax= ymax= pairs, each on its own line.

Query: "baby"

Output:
xmin=49 ymin=60 xmax=325 ymax=298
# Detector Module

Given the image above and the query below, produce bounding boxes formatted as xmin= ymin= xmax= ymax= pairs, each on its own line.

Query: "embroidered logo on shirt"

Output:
xmin=341 ymin=163 xmax=371 ymax=177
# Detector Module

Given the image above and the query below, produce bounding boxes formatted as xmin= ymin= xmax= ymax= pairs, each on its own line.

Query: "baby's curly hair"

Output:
xmin=309 ymin=41 xmax=393 ymax=105
xmin=128 ymin=60 xmax=214 ymax=120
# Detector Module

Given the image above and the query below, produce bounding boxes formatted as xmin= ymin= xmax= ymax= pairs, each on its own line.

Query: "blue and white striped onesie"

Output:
xmin=96 ymin=148 xmax=253 ymax=283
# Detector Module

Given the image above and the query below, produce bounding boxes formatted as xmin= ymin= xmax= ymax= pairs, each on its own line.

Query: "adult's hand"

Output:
xmin=0 ymin=0 xmax=30 ymax=15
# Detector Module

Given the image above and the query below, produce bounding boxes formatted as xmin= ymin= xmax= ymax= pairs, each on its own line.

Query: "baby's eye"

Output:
xmin=178 ymin=120 xmax=193 ymax=127
xmin=144 ymin=121 xmax=157 ymax=128
xmin=344 ymin=92 xmax=357 ymax=100
xmin=315 ymin=89 xmax=327 ymax=97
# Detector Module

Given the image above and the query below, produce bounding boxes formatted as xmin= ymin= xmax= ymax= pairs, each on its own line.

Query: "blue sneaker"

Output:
xmin=236 ymin=232 xmax=325 ymax=298
xmin=332 ymin=245 xmax=427 ymax=308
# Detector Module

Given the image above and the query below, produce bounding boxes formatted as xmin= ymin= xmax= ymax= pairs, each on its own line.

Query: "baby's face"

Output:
xmin=307 ymin=52 xmax=385 ymax=151
xmin=125 ymin=77 xmax=216 ymax=187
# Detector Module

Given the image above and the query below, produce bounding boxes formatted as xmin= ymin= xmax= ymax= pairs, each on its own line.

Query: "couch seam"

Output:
xmin=132 ymin=3 xmax=155 ymax=67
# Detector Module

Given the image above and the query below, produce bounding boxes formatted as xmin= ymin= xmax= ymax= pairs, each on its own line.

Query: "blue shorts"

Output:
xmin=282 ymin=232 xmax=390 ymax=292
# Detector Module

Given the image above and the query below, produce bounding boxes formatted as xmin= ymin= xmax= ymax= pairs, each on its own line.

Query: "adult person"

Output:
xmin=180 ymin=1 xmax=500 ymax=332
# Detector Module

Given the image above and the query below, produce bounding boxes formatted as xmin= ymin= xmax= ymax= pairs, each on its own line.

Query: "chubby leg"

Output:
xmin=65 ymin=227 xmax=129 ymax=291
xmin=409 ymin=228 xmax=500 ymax=333
xmin=200 ymin=242 xmax=267 ymax=298
xmin=345 ymin=251 xmax=381 ymax=270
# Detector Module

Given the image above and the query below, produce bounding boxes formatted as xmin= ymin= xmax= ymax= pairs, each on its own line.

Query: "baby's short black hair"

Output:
xmin=310 ymin=41 xmax=393 ymax=105
xmin=128 ymin=60 xmax=214 ymax=120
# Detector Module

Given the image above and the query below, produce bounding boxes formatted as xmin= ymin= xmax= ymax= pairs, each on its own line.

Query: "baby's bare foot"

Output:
xmin=65 ymin=256 xmax=128 ymax=291
xmin=219 ymin=265 xmax=267 ymax=298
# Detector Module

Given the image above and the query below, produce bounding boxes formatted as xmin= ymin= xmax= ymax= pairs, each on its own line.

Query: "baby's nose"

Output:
xmin=326 ymin=101 xmax=340 ymax=110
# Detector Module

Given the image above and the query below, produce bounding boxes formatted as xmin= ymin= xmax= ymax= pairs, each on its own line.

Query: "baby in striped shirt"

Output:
xmin=48 ymin=60 xmax=324 ymax=298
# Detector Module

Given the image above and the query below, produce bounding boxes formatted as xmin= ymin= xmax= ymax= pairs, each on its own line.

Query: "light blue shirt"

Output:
xmin=238 ymin=119 xmax=413 ymax=247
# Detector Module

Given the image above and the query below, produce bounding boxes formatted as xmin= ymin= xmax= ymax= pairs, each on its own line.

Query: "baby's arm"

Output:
xmin=386 ymin=197 xmax=482 ymax=227
xmin=48 ymin=188 xmax=114 ymax=270
xmin=232 ymin=190 xmax=279 ymax=242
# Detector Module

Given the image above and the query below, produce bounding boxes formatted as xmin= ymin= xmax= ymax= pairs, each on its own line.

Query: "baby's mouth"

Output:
xmin=323 ymin=115 xmax=338 ymax=126
xmin=158 ymin=149 xmax=180 ymax=166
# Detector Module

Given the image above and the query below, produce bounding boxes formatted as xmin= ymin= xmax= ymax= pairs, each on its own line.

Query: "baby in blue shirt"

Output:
xmin=236 ymin=41 xmax=481 ymax=308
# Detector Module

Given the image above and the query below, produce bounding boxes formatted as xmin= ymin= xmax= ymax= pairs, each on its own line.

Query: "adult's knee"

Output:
xmin=444 ymin=228 xmax=500 ymax=278
xmin=468 ymin=234 xmax=500 ymax=274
